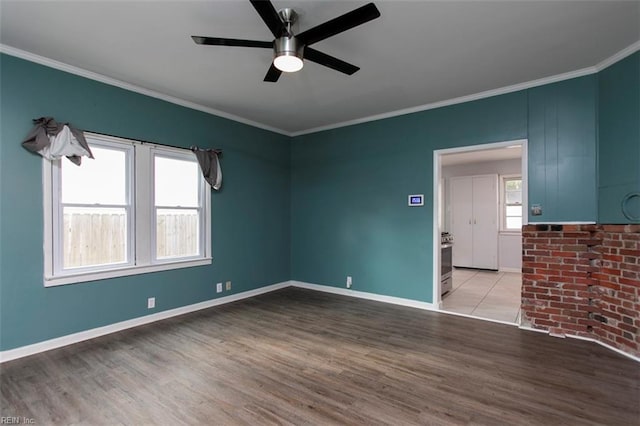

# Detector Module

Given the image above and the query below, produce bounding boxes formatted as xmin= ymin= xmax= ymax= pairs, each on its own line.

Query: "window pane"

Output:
xmin=505 ymin=179 xmax=522 ymax=191
xmin=156 ymin=209 xmax=199 ymax=259
xmin=155 ymin=156 xmax=199 ymax=207
xmin=63 ymin=207 xmax=127 ymax=268
xmin=506 ymin=205 xmax=522 ymax=216
xmin=62 ymin=146 xmax=127 ymax=205
xmin=506 ymin=190 xmax=522 ymax=205
xmin=506 ymin=216 xmax=522 ymax=229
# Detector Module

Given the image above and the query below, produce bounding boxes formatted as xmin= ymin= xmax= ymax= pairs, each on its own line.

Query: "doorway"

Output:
xmin=432 ymin=140 xmax=528 ymax=324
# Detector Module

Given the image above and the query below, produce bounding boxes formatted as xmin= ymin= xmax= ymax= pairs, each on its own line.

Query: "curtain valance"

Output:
xmin=191 ymin=146 xmax=222 ymax=190
xmin=22 ymin=117 xmax=93 ymax=165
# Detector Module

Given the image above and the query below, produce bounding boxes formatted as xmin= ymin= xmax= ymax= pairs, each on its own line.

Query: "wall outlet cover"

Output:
xmin=147 ymin=297 xmax=155 ymax=309
xmin=225 ymin=281 xmax=232 ymax=291
xmin=216 ymin=283 xmax=222 ymax=293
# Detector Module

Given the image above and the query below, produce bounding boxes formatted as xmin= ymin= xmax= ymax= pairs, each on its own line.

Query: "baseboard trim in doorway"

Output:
xmin=291 ymin=281 xmax=438 ymax=311
xmin=499 ymin=267 xmax=522 ymax=273
xmin=438 ymin=309 xmax=519 ymax=327
xmin=0 ymin=281 xmax=292 ymax=363
xmin=518 ymin=325 xmax=640 ymax=363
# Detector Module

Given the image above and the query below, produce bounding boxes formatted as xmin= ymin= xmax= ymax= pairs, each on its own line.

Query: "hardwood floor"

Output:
xmin=1 ymin=287 xmax=638 ymax=425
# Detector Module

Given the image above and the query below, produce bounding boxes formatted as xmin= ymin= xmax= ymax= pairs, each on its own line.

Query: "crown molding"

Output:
xmin=290 ymin=66 xmax=598 ymax=137
xmin=291 ymin=40 xmax=640 ymax=137
xmin=595 ymin=39 xmax=640 ymax=71
xmin=0 ymin=44 xmax=291 ymax=136
xmin=2 ymin=39 xmax=639 ymax=138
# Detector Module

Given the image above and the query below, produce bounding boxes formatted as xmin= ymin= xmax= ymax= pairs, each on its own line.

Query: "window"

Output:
xmin=44 ymin=133 xmax=211 ymax=286
xmin=153 ymin=151 xmax=203 ymax=261
xmin=501 ymin=176 xmax=522 ymax=231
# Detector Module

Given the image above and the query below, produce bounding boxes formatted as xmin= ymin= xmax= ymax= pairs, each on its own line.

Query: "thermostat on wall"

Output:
xmin=408 ymin=194 xmax=424 ymax=206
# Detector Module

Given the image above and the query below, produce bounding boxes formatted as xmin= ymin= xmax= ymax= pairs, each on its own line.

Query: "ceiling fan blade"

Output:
xmin=192 ymin=36 xmax=272 ymax=48
xmin=264 ymin=63 xmax=282 ymax=82
xmin=304 ymin=47 xmax=360 ymax=75
xmin=249 ymin=0 xmax=289 ymax=38
xmin=296 ymin=3 xmax=380 ymax=46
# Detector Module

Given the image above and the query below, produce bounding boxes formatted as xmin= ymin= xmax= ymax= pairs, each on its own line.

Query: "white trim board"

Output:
xmin=519 ymin=326 xmax=640 ymax=363
xmin=527 ymin=222 xmax=597 ymax=225
xmin=291 ymin=281 xmax=437 ymax=311
xmin=292 ymin=40 xmax=640 ymax=137
xmin=0 ymin=45 xmax=288 ymax=137
xmin=289 ymin=282 xmax=640 ymax=363
xmin=3 ymin=280 xmax=638 ymax=364
xmin=0 ymin=281 xmax=291 ymax=363
xmin=437 ymin=308 xmax=519 ymax=327
xmin=2 ymin=40 xmax=639 ymax=138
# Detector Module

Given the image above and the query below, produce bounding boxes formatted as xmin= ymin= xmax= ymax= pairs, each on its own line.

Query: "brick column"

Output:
xmin=522 ymin=224 xmax=639 ymax=357
xmin=593 ymin=225 xmax=640 ymax=354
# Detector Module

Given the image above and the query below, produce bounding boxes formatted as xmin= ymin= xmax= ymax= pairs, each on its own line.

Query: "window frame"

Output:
xmin=500 ymin=174 xmax=523 ymax=233
xmin=151 ymin=147 xmax=206 ymax=264
xmin=51 ymin=137 xmax=135 ymax=275
xmin=43 ymin=132 xmax=211 ymax=287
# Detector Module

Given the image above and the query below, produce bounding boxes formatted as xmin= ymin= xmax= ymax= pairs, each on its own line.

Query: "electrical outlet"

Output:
xmin=346 ymin=276 xmax=352 ymax=289
xmin=225 ymin=281 xmax=232 ymax=291
xmin=216 ymin=282 xmax=222 ymax=293
xmin=147 ymin=297 xmax=155 ymax=309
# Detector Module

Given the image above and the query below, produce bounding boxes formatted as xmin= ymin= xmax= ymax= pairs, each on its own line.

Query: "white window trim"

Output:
xmin=43 ymin=132 xmax=211 ymax=287
xmin=500 ymin=174 xmax=523 ymax=234
xmin=150 ymin=146 xmax=207 ymax=265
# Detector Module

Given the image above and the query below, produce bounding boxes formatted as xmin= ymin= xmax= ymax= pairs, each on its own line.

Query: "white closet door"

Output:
xmin=472 ymin=175 xmax=498 ymax=269
xmin=451 ymin=177 xmax=473 ymax=267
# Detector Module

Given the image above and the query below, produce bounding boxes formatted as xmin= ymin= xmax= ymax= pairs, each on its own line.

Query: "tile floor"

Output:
xmin=442 ymin=268 xmax=522 ymax=323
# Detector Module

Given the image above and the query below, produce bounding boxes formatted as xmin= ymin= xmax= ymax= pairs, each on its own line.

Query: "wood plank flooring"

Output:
xmin=1 ymin=287 xmax=639 ymax=425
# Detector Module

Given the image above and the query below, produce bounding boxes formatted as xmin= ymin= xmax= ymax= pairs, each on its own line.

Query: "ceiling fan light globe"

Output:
xmin=274 ymin=54 xmax=304 ymax=73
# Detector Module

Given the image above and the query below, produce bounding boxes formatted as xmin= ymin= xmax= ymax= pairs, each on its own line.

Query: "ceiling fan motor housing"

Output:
xmin=274 ymin=8 xmax=303 ymax=72
xmin=274 ymin=36 xmax=303 ymax=60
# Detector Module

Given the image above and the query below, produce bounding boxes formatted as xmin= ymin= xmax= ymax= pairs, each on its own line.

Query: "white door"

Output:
xmin=472 ymin=175 xmax=498 ymax=269
xmin=451 ymin=177 xmax=473 ymax=267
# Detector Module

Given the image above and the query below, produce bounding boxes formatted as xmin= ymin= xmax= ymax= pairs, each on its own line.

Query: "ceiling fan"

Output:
xmin=192 ymin=1 xmax=381 ymax=82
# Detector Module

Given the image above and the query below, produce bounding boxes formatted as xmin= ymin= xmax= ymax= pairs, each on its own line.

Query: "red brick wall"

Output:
xmin=522 ymin=224 xmax=640 ymax=357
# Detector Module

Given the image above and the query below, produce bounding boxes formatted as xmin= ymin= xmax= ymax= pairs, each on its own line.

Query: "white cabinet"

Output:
xmin=450 ymin=175 xmax=498 ymax=269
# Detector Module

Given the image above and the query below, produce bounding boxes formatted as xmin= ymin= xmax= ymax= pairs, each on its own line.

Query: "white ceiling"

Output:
xmin=1 ymin=1 xmax=638 ymax=135
xmin=441 ymin=145 xmax=522 ymax=166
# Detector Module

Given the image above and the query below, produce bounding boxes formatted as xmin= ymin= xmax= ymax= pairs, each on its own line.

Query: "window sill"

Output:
xmin=44 ymin=257 xmax=212 ymax=287
xmin=499 ymin=230 xmax=522 ymax=236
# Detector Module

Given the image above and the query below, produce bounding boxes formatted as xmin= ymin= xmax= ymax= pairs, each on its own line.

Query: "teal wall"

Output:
xmin=0 ymin=54 xmax=291 ymax=350
xmin=528 ymin=77 xmax=598 ymax=222
xmin=291 ymin=91 xmax=528 ymax=302
xmin=291 ymin=76 xmax=599 ymax=302
xmin=1 ymin=50 xmax=636 ymax=352
xmin=598 ymin=52 xmax=640 ymax=223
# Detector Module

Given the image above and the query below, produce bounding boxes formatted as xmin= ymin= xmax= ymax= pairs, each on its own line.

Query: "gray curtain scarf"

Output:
xmin=22 ymin=117 xmax=93 ymax=165
xmin=22 ymin=118 xmax=222 ymax=190
xmin=191 ymin=146 xmax=223 ymax=190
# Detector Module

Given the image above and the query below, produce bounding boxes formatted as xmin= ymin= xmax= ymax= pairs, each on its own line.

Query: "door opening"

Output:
xmin=432 ymin=140 xmax=528 ymax=325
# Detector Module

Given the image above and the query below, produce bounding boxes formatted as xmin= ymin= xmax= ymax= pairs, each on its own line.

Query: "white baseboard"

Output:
xmin=0 ymin=281 xmax=291 ymax=363
xmin=292 ymin=281 xmax=519 ymax=327
xmin=437 ymin=309 xmax=519 ymax=327
xmin=499 ymin=267 xmax=522 ymax=273
xmin=291 ymin=280 xmax=438 ymax=311
xmin=4 ymin=280 xmax=637 ymax=364
xmin=518 ymin=325 xmax=640 ymax=363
